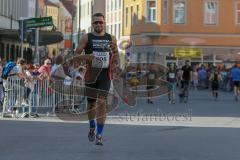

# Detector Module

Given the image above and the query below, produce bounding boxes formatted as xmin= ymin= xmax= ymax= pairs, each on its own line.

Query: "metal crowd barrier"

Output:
xmin=2 ymin=77 xmax=86 ymax=117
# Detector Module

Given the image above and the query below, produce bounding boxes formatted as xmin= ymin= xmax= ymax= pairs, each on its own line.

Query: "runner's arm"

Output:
xmin=75 ymin=34 xmax=94 ymax=62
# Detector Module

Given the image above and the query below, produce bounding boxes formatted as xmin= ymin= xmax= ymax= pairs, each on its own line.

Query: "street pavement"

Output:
xmin=0 ymin=89 xmax=240 ymax=160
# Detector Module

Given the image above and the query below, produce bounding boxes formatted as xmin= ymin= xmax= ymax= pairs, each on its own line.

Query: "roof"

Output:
xmin=59 ymin=0 xmax=74 ymax=15
xmin=45 ymin=0 xmax=60 ymax=8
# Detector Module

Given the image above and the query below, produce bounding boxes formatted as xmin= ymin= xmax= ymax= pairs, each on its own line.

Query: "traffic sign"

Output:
xmin=25 ymin=17 xmax=53 ymax=28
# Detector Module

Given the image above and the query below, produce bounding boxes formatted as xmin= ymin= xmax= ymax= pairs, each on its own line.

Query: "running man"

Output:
xmin=230 ymin=64 xmax=240 ymax=101
xmin=75 ymin=13 xmax=119 ymax=145
xmin=180 ymin=60 xmax=193 ymax=103
xmin=167 ymin=63 xmax=177 ymax=104
xmin=209 ymin=67 xmax=222 ymax=101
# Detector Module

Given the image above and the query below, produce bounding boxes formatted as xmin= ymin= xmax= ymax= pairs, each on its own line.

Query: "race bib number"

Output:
xmin=169 ymin=73 xmax=175 ymax=79
xmin=92 ymin=51 xmax=110 ymax=68
xmin=149 ymin=74 xmax=155 ymax=80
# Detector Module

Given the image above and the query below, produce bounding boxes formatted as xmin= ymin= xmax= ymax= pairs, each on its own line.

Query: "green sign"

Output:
xmin=25 ymin=17 xmax=53 ymax=28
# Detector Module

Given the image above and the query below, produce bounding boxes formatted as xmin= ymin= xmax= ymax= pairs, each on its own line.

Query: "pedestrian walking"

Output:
xmin=209 ymin=68 xmax=222 ymax=100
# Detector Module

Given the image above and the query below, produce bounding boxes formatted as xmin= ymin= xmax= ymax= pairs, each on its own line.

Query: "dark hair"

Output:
xmin=55 ymin=55 xmax=64 ymax=65
xmin=43 ymin=57 xmax=52 ymax=64
xmin=92 ymin=13 xmax=105 ymax=19
xmin=17 ymin=58 xmax=26 ymax=65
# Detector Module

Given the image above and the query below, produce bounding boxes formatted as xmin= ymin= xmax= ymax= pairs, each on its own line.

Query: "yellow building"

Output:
xmin=45 ymin=0 xmax=60 ymax=58
xmin=123 ymin=0 xmax=240 ymax=66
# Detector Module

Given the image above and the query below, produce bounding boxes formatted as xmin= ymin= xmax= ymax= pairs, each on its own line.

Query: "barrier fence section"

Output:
xmin=2 ymin=77 xmax=85 ymax=117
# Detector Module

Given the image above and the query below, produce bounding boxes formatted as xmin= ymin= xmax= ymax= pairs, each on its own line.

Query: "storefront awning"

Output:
xmin=0 ymin=29 xmax=63 ymax=46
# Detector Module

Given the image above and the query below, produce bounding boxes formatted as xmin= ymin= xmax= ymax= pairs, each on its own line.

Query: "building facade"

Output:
xmin=123 ymin=0 xmax=240 ymax=66
xmin=105 ymin=0 xmax=124 ymax=67
xmin=0 ymin=0 xmax=35 ymax=29
xmin=80 ymin=0 xmax=106 ymax=34
xmin=80 ymin=0 xmax=92 ymax=36
xmin=0 ymin=0 xmax=36 ymax=61
xmin=105 ymin=0 xmax=122 ymax=40
xmin=59 ymin=0 xmax=80 ymax=54
xmin=0 ymin=0 xmax=63 ymax=62
xmin=45 ymin=0 xmax=60 ymax=58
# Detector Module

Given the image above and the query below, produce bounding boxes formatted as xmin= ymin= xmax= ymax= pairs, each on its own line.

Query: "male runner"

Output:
xmin=209 ymin=67 xmax=222 ymax=101
xmin=75 ymin=13 xmax=119 ymax=145
xmin=180 ymin=60 xmax=192 ymax=103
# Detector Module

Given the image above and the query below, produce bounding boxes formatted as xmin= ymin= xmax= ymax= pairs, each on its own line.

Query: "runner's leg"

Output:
xmin=87 ymin=99 xmax=97 ymax=142
xmin=95 ymin=80 xmax=111 ymax=145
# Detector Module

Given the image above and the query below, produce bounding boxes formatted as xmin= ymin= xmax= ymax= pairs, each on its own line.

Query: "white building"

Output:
xmin=0 ymin=0 xmax=36 ymax=29
xmin=80 ymin=0 xmax=106 ymax=34
xmin=105 ymin=0 xmax=122 ymax=40
xmin=0 ymin=0 xmax=63 ymax=62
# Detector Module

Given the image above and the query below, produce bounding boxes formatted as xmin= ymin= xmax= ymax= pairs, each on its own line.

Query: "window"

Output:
xmin=125 ymin=7 xmax=129 ymax=27
xmin=0 ymin=43 xmax=4 ymax=59
xmin=115 ymin=24 xmax=117 ymax=36
xmin=90 ymin=2 xmax=93 ymax=15
xmin=173 ymin=0 xmax=186 ymax=24
xmin=146 ymin=0 xmax=157 ymax=22
xmin=204 ymin=0 xmax=218 ymax=25
xmin=107 ymin=0 xmax=109 ymax=12
xmin=118 ymin=23 xmax=121 ymax=39
xmin=0 ymin=0 xmax=3 ymax=15
xmin=81 ymin=4 xmax=85 ymax=17
xmin=6 ymin=44 xmax=9 ymax=60
xmin=163 ymin=0 xmax=168 ymax=24
xmin=8 ymin=0 xmax=11 ymax=16
xmin=119 ymin=0 xmax=121 ymax=9
xmin=136 ymin=4 xmax=139 ymax=24
xmin=87 ymin=2 xmax=89 ymax=16
xmin=115 ymin=0 xmax=118 ymax=10
xmin=111 ymin=0 xmax=113 ymax=11
xmin=131 ymin=6 xmax=133 ymax=26
xmin=13 ymin=0 xmax=16 ymax=18
xmin=4 ymin=0 xmax=8 ymax=16
xmin=236 ymin=2 xmax=240 ymax=25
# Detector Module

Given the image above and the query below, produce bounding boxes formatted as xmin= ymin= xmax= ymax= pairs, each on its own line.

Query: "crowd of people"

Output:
xmin=0 ymin=55 xmax=86 ymax=118
xmin=125 ymin=60 xmax=240 ymax=105
xmin=1 ymin=57 xmax=240 ymax=116
xmin=165 ymin=60 xmax=240 ymax=104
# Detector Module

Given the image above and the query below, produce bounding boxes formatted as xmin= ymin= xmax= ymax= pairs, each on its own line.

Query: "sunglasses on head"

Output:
xmin=93 ymin=21 xmax=104 ymax=25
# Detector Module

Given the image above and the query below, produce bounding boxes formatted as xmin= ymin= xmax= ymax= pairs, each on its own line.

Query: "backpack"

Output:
xmin=1 ymin=61 xmax=16 ymax=79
